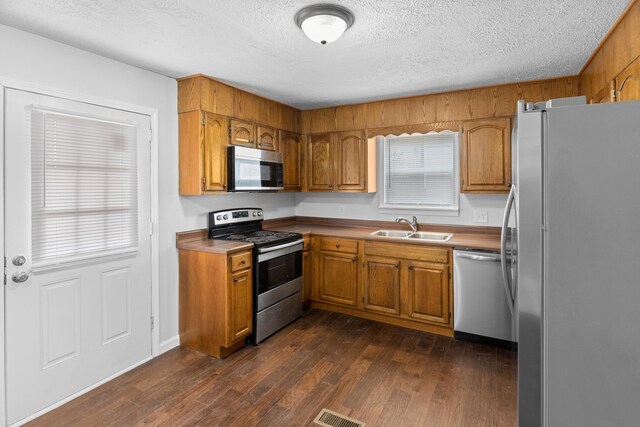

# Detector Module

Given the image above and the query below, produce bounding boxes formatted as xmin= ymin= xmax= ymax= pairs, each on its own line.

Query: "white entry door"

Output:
xmin=4 ymin=88 xmax=152 ymax=425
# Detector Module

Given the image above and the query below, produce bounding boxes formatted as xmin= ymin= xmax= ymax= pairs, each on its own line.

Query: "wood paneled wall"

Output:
xmin=580 ymin=0 xmax=640 ymax=100
xmin=178 ymin=74 xmax=301 ymax=133
xmin=301 ymin=77 xmax=579 ymax=134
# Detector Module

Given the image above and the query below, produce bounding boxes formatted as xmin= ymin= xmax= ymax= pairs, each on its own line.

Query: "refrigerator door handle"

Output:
xmin=500 ymin=185 xmax=516 ymax=314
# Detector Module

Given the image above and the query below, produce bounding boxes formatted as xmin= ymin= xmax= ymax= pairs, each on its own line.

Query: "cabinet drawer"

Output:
xmin=364 ymin=241 xmax=449 ymax=264
xmin=319 ymin=237 xmax=358 ymax=254
xmin=229 ymin=251 xmax=252 ymax=272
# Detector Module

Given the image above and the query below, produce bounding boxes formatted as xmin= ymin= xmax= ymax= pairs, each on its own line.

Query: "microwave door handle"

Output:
xmin=500 ymin=186 xmax=516 ymax=314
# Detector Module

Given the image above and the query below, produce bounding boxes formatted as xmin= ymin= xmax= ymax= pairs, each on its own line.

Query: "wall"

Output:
xmin=580 ymin=0 xmax=640 ymax=99
xmin=0 ymin=24 xmax=296 ymax=350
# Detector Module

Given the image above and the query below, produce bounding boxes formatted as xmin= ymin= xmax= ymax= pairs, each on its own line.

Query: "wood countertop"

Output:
xmin=176 ymin=229 xmax=253 ymax=255
xmin=264 ymin=224 xmax=501 ymax=252
xmin=176 ymin=217 xmax=501 ymax=253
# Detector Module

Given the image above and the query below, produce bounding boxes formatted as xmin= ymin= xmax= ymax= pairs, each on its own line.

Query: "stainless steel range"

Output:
xmin=208 ymin=208 xmax=303 ymax=343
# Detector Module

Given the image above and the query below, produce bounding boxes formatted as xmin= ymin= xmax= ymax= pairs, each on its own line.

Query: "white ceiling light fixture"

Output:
xmin=295 ymin=4 xmax=355 ymax=45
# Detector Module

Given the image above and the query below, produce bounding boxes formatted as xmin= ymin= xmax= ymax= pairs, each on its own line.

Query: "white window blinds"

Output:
xmin=31 ymin=109 xmax=139 ymax=270
xmin=382 ymin=132 xmax=459 ymax=211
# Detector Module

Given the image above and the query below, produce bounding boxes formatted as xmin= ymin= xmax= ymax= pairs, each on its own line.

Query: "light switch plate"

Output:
xmin=474 ymin=210 xmax=488 ymax=224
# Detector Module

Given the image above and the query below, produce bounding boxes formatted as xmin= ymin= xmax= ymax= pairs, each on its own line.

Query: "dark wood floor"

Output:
xmin=28 ymin=310 xmax=517 ymax=427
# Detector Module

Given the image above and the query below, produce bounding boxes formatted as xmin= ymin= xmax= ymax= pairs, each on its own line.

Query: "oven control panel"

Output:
xmin=209 ymin=208 xmax=263 ymax=227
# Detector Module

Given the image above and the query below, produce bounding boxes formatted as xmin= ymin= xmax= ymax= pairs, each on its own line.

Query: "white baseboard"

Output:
xmin=9 ymin=356 xmax=152 ymax=427
xmin=158 ymin=335 xmax=180 ymax=355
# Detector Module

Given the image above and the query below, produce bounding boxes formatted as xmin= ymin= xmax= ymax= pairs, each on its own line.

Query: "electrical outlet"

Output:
xmin=474 ymin=210 xmax=488 ymax=224
xmin=338 ymin=205 xmax=345 ymax=216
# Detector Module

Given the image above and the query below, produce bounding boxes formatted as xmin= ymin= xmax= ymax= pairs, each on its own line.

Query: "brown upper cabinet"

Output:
xmin=460 ymin=117 xmax=512 ymax=193
xmin=306 ymin=133 xmax=335 ymax=191
xmin=616 ymin=56 xmax=640 ymax=102
xmin=336 ymin=130 xmax=367 ymax=191
xmin=179 ymin=111 xmax=228 ymax=195
xmin=279 ymin=131 xmax=303 ymax=192
xmin=178 ymin=74 xmax=301 ymax=195
xmin=230 ymin=119 xmax=255 ymax=148
xmin=257 ymin=126 xmax=277 ymax=151
xmin=306 ymin=131 xmax=376 ymax=193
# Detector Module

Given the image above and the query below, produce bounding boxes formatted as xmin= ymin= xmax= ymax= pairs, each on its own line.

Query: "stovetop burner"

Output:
xmin=207 ymin=208 xmax=302 ymax=249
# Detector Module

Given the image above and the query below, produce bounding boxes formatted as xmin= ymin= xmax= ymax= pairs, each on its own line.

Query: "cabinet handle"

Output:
xmin=240 ymin=260 xmax=246 ymax=265
xmin=233 ymin=278 xmax=240 ymax=282
xmin=395 ymin=263 xmax=400 ymax=268
xmin=352 ymin=257 xmax=357 ymax=262
xmin=258 ymin=142 xmax=263 ymax=146
xmin=408 ymin=265 xmax=414 ymax=270
xmin=336 ymin=244 xmax=341 ymax=248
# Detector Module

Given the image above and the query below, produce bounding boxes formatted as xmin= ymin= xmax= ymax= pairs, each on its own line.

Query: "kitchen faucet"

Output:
xmin=395 ymin=216 xmax=418 ymax=233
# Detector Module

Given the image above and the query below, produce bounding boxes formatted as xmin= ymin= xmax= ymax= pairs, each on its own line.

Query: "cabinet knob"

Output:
xmin=240 ymin=260 xmax=246 ymax=265
xmin=233 ymin=278 xmax=240 ymax=282
xmin=336 ymin=244 xmax=340 ymax=248
xmin=408 ymin=265 xmax=414 ymax=270
xmin=395 ymin=263 xmax=400 ymax=268
xmin=352 ymin=257 xmax=357 ymax=262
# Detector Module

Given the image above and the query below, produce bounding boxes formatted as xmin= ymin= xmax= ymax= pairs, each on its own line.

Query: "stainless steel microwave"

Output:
xmin=227 ymin=146 xmax=284 ymax=192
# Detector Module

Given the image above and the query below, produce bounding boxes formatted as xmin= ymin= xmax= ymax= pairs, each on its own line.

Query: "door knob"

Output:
xmin=12 ymin=271 xmax=29 ymax=283
xmin=12 ymin=255 xmax=26 ymax=266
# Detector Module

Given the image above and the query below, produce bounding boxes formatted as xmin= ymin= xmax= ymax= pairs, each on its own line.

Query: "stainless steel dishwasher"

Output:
xmin=453 ymin=249 xmax=517 ymax=348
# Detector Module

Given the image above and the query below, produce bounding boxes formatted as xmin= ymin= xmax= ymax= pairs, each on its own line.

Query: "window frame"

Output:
xmin=378 ymin=131 xmax=460 ymax=213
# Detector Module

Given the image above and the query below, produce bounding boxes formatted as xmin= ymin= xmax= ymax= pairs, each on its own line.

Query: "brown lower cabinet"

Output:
xmin=179 ymin=249 xmax=253 ymax=358
xmin=316 ymin=249 xmax=359 ymax=307
xmin=311 ymin=238 xmax=453 ymax=336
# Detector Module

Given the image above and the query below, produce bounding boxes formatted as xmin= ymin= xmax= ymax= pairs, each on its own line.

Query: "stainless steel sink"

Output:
xmin=369 ymin=230 xmax=453 ymax=242
xmin=369 ymin=230 xmax=413 ymax=238
xmin=407 ymin=231 xmax=453 ymax=242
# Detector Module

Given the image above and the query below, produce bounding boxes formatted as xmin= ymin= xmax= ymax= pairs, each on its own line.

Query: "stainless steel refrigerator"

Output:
xmin=504 ymin=97 xmax=640 ymax=427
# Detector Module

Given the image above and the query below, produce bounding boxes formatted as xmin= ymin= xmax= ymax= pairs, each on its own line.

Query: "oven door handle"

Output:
xmin=258 ymin=239 xmax=305 ymax=254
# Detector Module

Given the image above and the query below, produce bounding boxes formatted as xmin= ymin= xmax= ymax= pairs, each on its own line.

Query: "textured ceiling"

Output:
xmin=0 ymin=0 xmax=629 ymax=109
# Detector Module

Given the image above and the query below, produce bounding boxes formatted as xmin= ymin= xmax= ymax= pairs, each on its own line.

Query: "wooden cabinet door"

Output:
xmin=590 ymin=81 xmax=615 ymax=104
xmin=257 ymin=126 xmax=277 ymax=151
xmin=362 ymin=257 xmax=401 ymax=315
xmin=307 ymin=133 xmax=334 ymax=191
xmin=461 ymin=117 xmax=511 ymax=193
xmin=230 ymin=119 xmax=255 ymax=148
xmin=318 ymin=250 xmax=358 ymax=307
xmin=226 ymin=270 xmax=253 ymax=346
xmin=405 ymin=261 xmax=450 ymax=326
xmin=336 ymin=130 xmax=366 ymax=191
xmin=302 ymin=250 xmax=312 ymax=306
xmin=280 ymin=131 xmax=303 ymax=191
xmin=202 ymin=112 xmax=229 ymax=192
xmin=617 ymin=57 xmax=640 ymax=102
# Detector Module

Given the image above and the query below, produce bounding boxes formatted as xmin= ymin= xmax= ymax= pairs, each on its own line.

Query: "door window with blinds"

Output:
xmin=381 ymin=132 xmax=459 ymax=212
xmin=31 ymin=109 xmax=139 ymax=270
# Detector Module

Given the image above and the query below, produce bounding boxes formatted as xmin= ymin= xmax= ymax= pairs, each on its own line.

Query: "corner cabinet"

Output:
xmin=460 ymin=117 xmax=512 ymax=193
xmin=179 ymin=249 xmax=253 ymax=359
xmin=179 ymin=111 xmax=228 ymax=195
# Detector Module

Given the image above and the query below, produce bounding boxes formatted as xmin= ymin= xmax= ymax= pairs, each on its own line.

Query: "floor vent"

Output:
xmin=313 ymin=408 xmax=365 ymax=427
